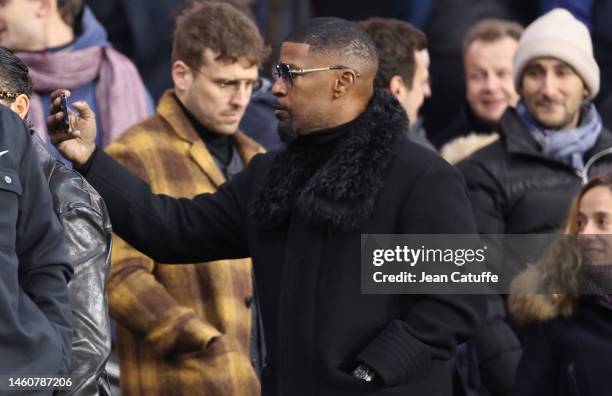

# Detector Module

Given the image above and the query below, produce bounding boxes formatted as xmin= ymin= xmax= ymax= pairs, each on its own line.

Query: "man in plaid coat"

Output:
xmin=104 ymin=3 xmax=268 ymax=395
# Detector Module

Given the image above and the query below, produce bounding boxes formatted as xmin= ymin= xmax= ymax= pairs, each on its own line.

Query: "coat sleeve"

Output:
xmin=14 ymin=124 xmax=73 ymax=374
xmin=105 ymin=143 xmax=223 ymax=356
xmin=84 ymin=147 xmax=251 ymax=264
xmin=356 ymin=161 xmax=487 ymax=386
xmin=457 ymin=158 xmax=506 ymax=234
xmin=55 ymin=200 xmax=112 ymax=395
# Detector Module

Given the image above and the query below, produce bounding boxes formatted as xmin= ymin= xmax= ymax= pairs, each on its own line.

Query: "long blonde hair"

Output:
xmin=509 ymin=173 xmax=612 ymax=322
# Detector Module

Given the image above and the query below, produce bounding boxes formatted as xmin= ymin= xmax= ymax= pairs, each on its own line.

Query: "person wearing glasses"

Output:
xmin=0 ymin=46 xmax=112 ymax=395
xmin=50 ymin=16 xmax=484 ymax=395
xmin=92 ymin=3 xmax=267 ymax=396
xmin=0 ymin=74 xmax=73 ymax=383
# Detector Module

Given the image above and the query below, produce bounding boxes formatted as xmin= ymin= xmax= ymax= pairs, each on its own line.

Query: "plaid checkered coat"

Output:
xmin=105 ymin=91 xmax=264 ymax=396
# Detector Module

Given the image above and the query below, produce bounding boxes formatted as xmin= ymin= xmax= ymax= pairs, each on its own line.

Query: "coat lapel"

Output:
xmin=156 ymin=90 xmax=248 ymax=188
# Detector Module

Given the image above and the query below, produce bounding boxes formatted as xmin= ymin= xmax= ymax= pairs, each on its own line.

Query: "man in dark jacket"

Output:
xmin=459 ymin=8 xmax=612 ymax=236
xmin=0 ymin=94 xmax=72 ymax=383
xmin=458 ymin=11 xmax=612 ymax=394
xmin=50 ymin=17 xmax=485 ymax=396
xmin=359 ymin=17 xmax=435 ymax=150
xmin=0 ymin=47 xmax=112 ymax=395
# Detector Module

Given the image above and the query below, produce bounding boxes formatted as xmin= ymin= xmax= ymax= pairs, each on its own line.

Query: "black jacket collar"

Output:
xmin=250 ymin=89 xmax=407 ymax=230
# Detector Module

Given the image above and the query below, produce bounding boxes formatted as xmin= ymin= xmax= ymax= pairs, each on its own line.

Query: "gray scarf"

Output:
xmin=517 ymin=100 xmax=602 ymax=171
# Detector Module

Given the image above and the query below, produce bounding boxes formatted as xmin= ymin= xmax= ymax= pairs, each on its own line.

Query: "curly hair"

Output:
xmin=172 ymin=1 xmax=269 ymax=69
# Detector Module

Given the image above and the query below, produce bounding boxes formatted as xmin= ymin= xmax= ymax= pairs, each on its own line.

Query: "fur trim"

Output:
xmin=441 ymin=133 xmax=499 ymax=164
xmin=250 ymin=90 xmax=407 ymax=230
xmin=508 ymin=265 xmax=575 ymax=324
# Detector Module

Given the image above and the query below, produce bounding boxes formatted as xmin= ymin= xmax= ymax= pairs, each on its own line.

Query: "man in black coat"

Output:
xmin=359 ymin=17 xmax=435 ymax=151
xmin=50 ymin=17 xmax=485 ymax=395
xmin=0 ymin=103 xmax=72 ymax=382
xmin=0 ymin=47 xmax=112 ymax=395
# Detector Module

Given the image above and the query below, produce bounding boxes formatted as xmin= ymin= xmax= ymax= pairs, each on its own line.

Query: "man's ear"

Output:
xmin=10 ymin=94 xmax=30 ymax=120
xmin=172 ymin=60 xmax=193 ymax=96
xmin=388 ymin=75 xmax=406 ymax=100
xmin=333 ymin=70 xmax=358 ymax=98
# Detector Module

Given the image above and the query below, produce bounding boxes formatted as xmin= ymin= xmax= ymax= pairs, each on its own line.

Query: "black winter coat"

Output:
xmin=81 ymin=91 xmax=485 ymax=395
xmin=513 ymin=298 xmax=612 ymax=396
xmin=0 ymin=106 xmax=72 ymax=379
xmin=458 ymin=108 xmax=612 ymax=235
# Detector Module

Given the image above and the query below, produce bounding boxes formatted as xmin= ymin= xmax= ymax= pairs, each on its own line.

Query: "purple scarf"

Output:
xmin=18 ymin=46 xmax=149 ymax=147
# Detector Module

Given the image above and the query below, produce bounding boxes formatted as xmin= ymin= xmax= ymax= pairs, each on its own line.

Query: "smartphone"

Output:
xmin=59 ymin=93 xmax=70 ymax=131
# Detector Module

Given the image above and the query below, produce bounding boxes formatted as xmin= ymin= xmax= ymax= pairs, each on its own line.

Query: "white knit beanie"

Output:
xmin=513 ymin=8 xmax=600 ymax=99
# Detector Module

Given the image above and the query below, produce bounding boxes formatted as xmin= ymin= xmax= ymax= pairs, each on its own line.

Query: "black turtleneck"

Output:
xmin=291 ymin=116 xmax=360 ymax=158
xmin=174 ymin=95 xmax=233 ymax=167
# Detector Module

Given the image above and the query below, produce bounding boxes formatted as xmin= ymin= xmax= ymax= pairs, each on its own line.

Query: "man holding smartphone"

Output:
xmin=50 ymin=16 xmax=485 ymax=396
xmin=63 ymin=3 xmax=268 ymax=396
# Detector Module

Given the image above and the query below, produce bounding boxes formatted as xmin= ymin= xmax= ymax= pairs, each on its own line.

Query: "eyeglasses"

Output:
xmin=272 ymin=63 xmax=360 ymax=86
xmin=193 ymin=68 xmax=263 ymax=95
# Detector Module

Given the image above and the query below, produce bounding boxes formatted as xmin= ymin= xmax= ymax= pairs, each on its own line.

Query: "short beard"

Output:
xmin=277 ymin=122 xmax=298 ymax=144
xmin=535 ymin=110 xmax=575 ymax=130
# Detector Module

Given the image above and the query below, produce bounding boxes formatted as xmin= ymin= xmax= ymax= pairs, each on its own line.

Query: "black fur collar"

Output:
xmin=251 ymin=89 xmax=407 ymax=230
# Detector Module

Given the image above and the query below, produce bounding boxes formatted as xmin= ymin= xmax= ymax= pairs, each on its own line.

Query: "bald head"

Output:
xmin=285 ymin=17 xmax=379 ymax=87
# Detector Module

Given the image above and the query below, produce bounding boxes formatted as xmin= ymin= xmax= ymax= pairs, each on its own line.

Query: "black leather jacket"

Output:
xmin=32 ymin=133 xmax=113 ymax=396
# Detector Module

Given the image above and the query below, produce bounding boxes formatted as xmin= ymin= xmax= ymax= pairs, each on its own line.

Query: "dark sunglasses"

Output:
xmin=272 ymin=63 xmax=360 ymax=86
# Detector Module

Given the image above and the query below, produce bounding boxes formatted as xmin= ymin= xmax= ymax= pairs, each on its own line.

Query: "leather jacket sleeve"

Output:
xmin=56 ymin=202 xmax=113 ymax=396
xmin=31 ymin=133 xmax=113 ymax=396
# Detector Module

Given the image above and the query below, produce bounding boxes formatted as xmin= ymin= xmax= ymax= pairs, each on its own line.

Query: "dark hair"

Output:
xmin=0 ymin=47 xmax=32 ymax=100
xmin=57 ymin=0 xmax=84 ymax=33
xmin=463 ymin=18 xmax=523 ymax=54
xmin=359 ymin=17 xmax=426 ymax=89
xmin=172 ymin=1 xmax=269 ymax=69
xmin=284 ymin=17 xmax=379 ymax=75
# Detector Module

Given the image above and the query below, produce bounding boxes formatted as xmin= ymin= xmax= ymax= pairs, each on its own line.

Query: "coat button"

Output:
xmin=4 ymin=176 xmax=11 ymax=184
xmin=244 ymin=296 xmax=253 ymax=308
